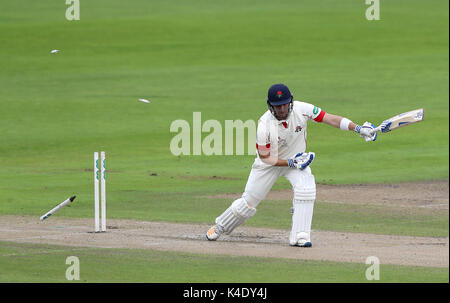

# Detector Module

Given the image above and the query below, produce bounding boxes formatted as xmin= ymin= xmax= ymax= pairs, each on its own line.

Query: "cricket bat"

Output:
xmin=373 ymin=108 xmax=425 ymax=134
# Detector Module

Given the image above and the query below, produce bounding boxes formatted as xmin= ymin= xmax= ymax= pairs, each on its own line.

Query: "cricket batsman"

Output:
xmin=206 ymin=83 xmax=377 ymax=247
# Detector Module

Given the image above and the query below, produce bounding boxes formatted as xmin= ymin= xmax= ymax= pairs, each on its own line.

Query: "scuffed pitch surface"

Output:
xmin=209 ymin=180 xmax=450 ymax=209
xmin=0 ymin=215 xmax=448 ymax=268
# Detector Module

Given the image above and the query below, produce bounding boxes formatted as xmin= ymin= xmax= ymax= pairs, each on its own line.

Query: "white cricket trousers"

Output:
xmin=242 ymin=159 xmax=313 ymax=208
xmin=239 ymin=159 xmax=316 ymax=243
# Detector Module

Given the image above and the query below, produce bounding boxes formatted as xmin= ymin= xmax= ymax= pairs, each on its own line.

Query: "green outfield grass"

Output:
xmin=0 ymin=241 xmax=448 ymax=283
xmin=0 ymin=0 xmax=448 ymax=283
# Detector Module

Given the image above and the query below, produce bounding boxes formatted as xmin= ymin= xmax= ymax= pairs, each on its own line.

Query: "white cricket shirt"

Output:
xmin=255 ymin=101 xmax=325 ymax=165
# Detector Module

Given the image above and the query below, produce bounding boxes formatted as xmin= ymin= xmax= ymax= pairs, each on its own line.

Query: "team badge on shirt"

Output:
xmin=295 ymin=125 xmax=302 ymax=132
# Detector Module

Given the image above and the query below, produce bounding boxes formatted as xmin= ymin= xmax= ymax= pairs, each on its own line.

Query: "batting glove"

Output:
xmin=379 ymin=120 xmax=392 ymax=133
xmin=355 ymin=121 xmax=377 ymax=142
xmin=288 ymin=152 xmax=315 ymax=170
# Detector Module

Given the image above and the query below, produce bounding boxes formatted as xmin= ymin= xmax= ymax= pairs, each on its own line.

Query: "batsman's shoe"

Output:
xmin=206 ymin=225 xmax=224 ymax=241
xmin=290 ymin=232 xmax=312 ymax=247
xmin=296 ymin=241 xmax=312 ymax=247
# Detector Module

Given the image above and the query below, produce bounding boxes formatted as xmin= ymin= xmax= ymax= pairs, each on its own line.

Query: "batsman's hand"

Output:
xmin=288 ymin=152 xmax=315 ymax=170
xmin=378 ymin=120 xmax=392 ymax=133
xmin=356 ymin=121 xmax=377 ymax=142
xmin=369 ymin=120 xmax=392 ymax=136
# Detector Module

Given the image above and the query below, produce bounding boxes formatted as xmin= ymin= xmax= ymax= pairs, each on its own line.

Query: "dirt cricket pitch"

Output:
xmin=0 ymin=181 xmax=448 ymax=268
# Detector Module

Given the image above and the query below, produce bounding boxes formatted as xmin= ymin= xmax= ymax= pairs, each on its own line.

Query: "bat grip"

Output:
xmin=370 ymin=125 xmax=382 ymax=135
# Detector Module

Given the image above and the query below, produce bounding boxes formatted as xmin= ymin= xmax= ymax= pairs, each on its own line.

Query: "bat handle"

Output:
xmin=370 ymin=125 xmax=382 ymax=135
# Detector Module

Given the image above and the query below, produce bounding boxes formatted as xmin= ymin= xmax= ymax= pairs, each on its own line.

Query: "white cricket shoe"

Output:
xmin=290 ymin=232 xmax=312 ymax=247
xmin=206 ymin=225 xmax=224 ymax=241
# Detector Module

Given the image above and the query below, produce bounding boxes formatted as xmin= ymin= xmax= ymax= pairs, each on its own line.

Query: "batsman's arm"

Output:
xmin=322 ymin=112 xmax=376 ymax=141
xmin=258 ymin=149 xmax=315 ymax=170
xmin=321 ymin=113 xmax=358 ymax=131
xmin=257 ymin=148 xmax=289 ymax=166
